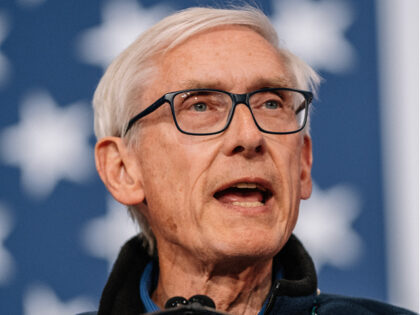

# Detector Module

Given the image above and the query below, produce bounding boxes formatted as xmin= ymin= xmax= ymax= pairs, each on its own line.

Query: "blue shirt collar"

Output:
xmin=139 ymin=261 xmax=160 ymax=313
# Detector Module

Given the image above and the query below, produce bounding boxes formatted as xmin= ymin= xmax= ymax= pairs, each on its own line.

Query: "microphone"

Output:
xmin=147 ymin=295 xmax=226 ymax=314
xmin=187 ymin=295 xmax=216 ymax=309
xmin=164 ymin=296 xmax=189 ymax=309
xmin=165 ymin=295 xmax=216 ymax=309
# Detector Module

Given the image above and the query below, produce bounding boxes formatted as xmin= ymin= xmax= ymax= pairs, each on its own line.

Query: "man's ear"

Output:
xmin=95 ymin=137 xmax=145 ymax=205
xmin=300 ymin=135 xmax=313 ymax=200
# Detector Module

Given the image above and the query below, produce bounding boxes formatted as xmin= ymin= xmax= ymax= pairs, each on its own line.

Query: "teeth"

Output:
xmin=233 ymin=183 xmax=267 ymax=191
xmin=234 ymin=183 xmax=256 ymax=189
xmin=232 ymin=201 xmax=264 ymax=207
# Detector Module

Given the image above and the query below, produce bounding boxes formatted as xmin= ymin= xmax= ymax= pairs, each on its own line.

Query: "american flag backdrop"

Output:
xmin=0 ymin=0 xmax=418 ymax=314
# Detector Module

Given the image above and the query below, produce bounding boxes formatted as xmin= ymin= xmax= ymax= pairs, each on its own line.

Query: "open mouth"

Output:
xmin=213 ymin=182 xmax=273 ymax=208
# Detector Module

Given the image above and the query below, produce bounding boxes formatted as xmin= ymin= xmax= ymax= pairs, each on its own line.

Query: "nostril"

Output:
xmin=233 ymin=146 xmax=245 ymax=154
xmin=255 ymin=145 xmax=262 ymax=153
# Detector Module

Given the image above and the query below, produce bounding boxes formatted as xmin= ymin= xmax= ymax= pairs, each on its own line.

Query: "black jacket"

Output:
xmin=83 ymin=234 xmax=416 ymax=315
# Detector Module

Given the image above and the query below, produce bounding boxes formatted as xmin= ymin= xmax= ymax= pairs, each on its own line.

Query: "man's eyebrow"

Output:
xmin=180 ymin=76 xmax=294 ymax=91
xmin=253 ymin=76 xmax=294 ymax=89
xmin=180 ymin=79 xmax=224 ymax=90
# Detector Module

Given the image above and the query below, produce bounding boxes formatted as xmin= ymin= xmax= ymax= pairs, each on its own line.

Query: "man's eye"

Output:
xmin=264 ymin=101 xmax=280 ymax=109
xmin=192 ymin=103 xmax=207 ymax=112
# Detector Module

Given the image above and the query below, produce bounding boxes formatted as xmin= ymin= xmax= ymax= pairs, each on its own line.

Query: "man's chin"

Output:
xmin=205 ymin=232 xmax=286 ymax=264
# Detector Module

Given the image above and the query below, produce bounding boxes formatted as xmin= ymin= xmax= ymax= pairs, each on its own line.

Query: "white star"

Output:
xmin=0 ymin=202 xmax=14 ymax=285
xmin=294 ymin=183 xmax=362 ymax=270
xmin=0 ymin=90 xmax=94 ymax=198
xmin=76 ymin=0 xmax=171 ymax=69
xmin=270 ymin=0 xmax=356 ymax=73
xmin=23 ymin=284 xmax=95 ymax=315
xmin=0 ymin=11 xmax=11 ymax=86
xmin=82 ymin=196 xmax=139 ymax=269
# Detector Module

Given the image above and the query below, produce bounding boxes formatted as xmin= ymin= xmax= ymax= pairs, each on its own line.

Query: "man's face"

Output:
xmin=133 ymin=26 xmax=312 ymax=262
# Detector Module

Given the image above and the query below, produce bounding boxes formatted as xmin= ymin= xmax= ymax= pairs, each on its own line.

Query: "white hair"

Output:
xmin=93 ymin=6 xmax=321 ymax=253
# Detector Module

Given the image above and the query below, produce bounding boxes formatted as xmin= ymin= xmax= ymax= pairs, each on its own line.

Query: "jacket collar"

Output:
xmin=98 ymin=234 xmax=317 ymax=315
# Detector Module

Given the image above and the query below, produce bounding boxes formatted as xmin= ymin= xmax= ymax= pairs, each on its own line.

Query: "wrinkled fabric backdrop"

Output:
xmin=0 ymin=0 xmax=418 ymax=314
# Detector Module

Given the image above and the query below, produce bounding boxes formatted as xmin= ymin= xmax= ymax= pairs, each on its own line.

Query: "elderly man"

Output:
xmin=86 ymin=6 xmax=414 ymax=315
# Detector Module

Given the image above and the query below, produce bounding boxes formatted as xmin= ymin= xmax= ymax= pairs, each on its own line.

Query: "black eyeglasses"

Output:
xmin=124 ymin=87 xmax=313 ymax=136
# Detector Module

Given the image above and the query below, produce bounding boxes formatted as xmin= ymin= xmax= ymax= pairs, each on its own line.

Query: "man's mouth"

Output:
xmin=213 ymin=182 xmax=273 ymax=208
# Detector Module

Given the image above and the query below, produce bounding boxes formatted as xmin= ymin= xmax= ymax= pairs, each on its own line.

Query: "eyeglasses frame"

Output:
xmin=124 ymin=87 xmax=313 ymax=136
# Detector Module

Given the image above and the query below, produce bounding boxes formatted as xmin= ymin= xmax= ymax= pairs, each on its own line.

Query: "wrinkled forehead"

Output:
xmin=144 ymin=26 xmax=297 ymax=100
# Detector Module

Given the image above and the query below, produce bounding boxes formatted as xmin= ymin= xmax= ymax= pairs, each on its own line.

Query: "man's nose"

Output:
xmin=221 ymin=104 xmax=265 ymax=157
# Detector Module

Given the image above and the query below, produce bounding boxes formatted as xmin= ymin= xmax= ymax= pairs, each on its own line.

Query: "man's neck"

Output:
xmin=151 ymin=246 xmax=273 ymax=315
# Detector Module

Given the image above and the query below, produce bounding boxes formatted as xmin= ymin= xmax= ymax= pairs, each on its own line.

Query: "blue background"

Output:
xmin=0 ymin=0 xmax=417 ymax=314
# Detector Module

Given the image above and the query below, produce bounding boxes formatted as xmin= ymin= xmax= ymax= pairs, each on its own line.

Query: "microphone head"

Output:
xmin=188 ymin=295 xmax=216 ymax=309
xmin=164 ymin=296 xmax=189 ymax=309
